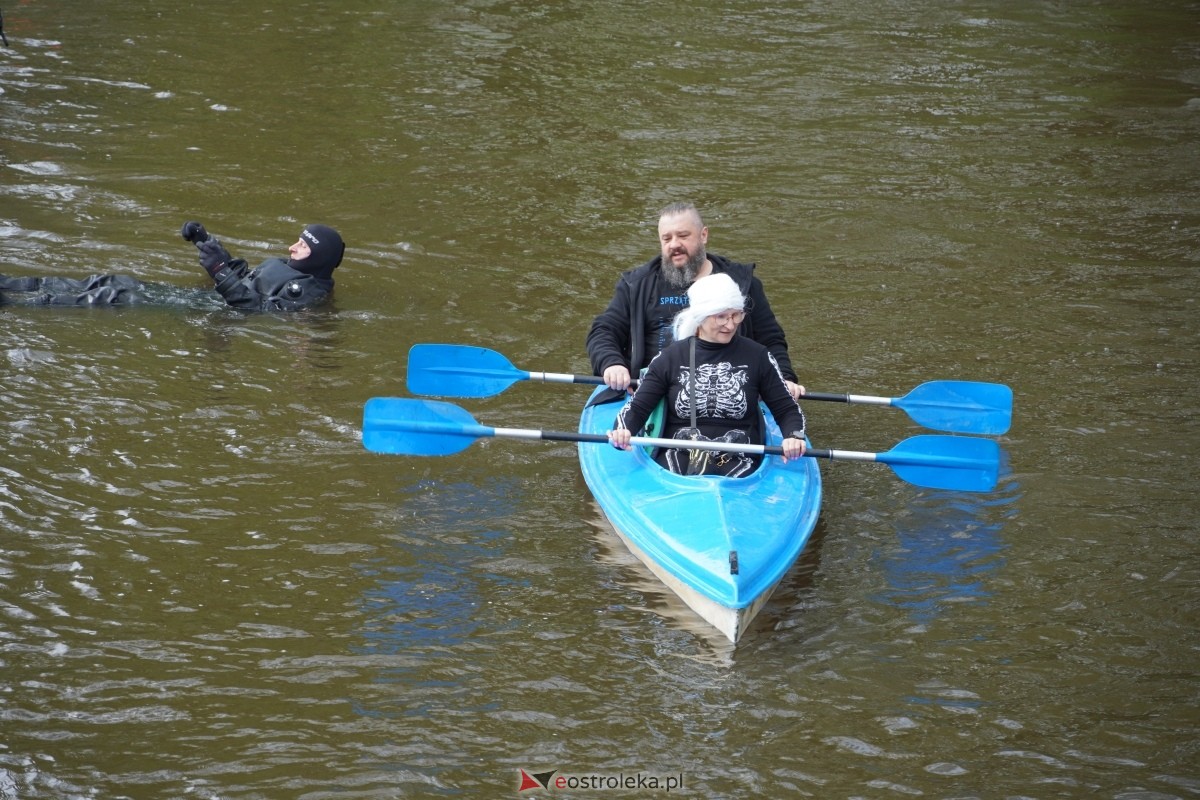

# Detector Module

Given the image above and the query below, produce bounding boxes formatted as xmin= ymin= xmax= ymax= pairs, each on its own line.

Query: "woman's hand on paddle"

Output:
xmin=608 ymin=428 xmax=632 ymax=450
xmin=785 ymin=380 xmax=805 ymax=400
xmin=781 ymin=436 xmax=806 ymax=462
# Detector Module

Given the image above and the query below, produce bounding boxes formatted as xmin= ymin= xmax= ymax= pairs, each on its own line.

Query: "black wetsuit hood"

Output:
xmin=288 ymin=224 xmax=344 ymax=280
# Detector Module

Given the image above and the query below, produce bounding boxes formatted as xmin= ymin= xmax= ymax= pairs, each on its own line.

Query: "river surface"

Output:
xmin=2 ymin=1 xmax=1197 ymax=798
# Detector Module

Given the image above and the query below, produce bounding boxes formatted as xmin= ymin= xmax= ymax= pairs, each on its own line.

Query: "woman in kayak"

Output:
xmin=607 ymin=272 xmax=807 ymax=477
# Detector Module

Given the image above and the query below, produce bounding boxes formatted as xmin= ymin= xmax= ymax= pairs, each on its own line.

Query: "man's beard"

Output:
xmin=660 ymin=247 xmax=705 ymax=290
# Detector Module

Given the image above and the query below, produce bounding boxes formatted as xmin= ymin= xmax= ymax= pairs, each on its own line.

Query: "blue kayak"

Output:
xmin=577 ymin=387 xmax=822 ymax=642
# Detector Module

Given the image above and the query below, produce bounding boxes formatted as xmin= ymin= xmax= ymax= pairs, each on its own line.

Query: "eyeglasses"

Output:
xmin=710 ymin=311 xmax=745 ymax=325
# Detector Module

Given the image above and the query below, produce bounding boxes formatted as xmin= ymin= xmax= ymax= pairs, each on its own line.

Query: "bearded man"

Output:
xmin=585 ymin=202 xmax=800 ymax=404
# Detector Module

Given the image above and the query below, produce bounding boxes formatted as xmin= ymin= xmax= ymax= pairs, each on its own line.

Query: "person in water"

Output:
xmin=607 ymin=272 xmax=807 ymax=478
xmin=0 ymin=221 xmax=344 ymax=312
xmin=185 ymin=220 xmax=344 ymax=311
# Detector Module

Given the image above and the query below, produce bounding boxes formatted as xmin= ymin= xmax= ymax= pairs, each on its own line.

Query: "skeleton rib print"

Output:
xmin=675 ymin=362 xmax=750 ymax=419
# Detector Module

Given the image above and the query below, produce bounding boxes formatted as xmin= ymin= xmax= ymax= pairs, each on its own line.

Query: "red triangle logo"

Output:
xmin=517 ymin=769 xmax=542 ymax=792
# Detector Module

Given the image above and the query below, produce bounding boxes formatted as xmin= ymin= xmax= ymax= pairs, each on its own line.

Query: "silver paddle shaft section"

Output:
xmin=815 ymin=448 xmax=879 ymax=462
xmin=804 ymin=391 xmax=892 ymax=407
xmin=525 ymin=371 xmax=601 ymax=386
xmin=525 ymin=372 xmax=640 ymax=390
xmin=844 ymin=394 xmax=893 ymax=406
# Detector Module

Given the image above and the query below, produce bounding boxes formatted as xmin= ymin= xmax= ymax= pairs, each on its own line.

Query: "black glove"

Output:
xmin=197 ymin=239 xmax=232 ymax=276
xmin=180 ymin=221 xmax=209 ymax=244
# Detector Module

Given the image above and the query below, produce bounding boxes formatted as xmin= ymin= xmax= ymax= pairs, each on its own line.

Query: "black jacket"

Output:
xmin=209 ymin=258 xmax=333 ymax=312
xmin=616 ymin=334 xmax=806 ymax=443
xmin=585 ymin=253 xmax=795 ymax=404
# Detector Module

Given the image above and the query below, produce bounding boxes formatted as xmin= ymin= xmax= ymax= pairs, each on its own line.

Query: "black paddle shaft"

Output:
xmin=536 ymin=429 xmax=803 ymax=457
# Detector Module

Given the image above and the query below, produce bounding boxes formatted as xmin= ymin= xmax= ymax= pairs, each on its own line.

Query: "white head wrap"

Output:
xmin=671 ymin=272 xmax=746 ymax=341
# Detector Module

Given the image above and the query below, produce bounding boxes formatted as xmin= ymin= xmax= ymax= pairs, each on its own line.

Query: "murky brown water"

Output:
xmin=2 ymin=1 xmax=1197 ymax=797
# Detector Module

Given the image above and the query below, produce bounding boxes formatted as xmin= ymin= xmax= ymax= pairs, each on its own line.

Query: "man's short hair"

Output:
xmin=658 ymin=202 xmax=703 ymax=226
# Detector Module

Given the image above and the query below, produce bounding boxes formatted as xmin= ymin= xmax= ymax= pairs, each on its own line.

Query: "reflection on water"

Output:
xmin=873 ymin=452 xmax=1020 ymax=628
xmin=356 ymin=479 xmax=526 ymax=660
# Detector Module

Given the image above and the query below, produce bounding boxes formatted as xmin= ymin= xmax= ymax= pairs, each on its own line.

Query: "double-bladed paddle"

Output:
xmin=405 ymin=343 xmax=1012 ymax=435
xmin=362 ymin=397 xmax=1001 ymax=493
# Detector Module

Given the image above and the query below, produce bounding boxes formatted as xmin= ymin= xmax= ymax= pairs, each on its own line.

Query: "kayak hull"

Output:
xmin=578 ymin=388 xmax=822 ymax=642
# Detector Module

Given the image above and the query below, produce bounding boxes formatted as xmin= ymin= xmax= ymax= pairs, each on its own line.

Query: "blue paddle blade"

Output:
xmin=897 ymin=381 xmax=1013 ymax=435
xmin=406 ymin=344 xmax=528 ymax=398
xmin=363 ymin=397 xmax=489 ymax=456
xmin=879 ymin=434 xmax=1001 ymax=492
